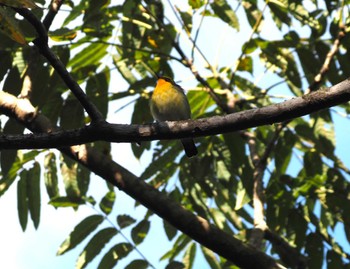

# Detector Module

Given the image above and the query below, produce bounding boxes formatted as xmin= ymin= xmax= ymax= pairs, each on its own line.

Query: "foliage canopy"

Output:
xmin=1 ymin=0 xmax=350 ymax=268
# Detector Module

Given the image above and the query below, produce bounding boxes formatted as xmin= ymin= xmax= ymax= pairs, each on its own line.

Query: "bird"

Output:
xmin=150 ymin=76 xmax=198 ymax=157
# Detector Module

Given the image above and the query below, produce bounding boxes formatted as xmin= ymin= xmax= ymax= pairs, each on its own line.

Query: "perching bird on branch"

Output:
xmin=150 ymin=76 xmax=198 ymax=157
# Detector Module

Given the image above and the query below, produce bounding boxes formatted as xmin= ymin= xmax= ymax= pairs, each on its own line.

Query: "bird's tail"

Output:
xmin=181 ymin=138 xmax=198 ymax=158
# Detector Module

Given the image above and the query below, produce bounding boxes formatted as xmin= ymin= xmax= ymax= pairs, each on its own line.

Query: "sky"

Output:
xmin=0 ymin=1 xmax=350 ymax=269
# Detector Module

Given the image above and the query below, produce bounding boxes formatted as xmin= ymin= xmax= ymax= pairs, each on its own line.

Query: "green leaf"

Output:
xmin=98 ymin=243 xmax=133 ymax=269
xmin=326 ymin=250 xmax=344 ymax=268
xmin=77 ymin=163 xmax=90 ymax=197
xmin=216 ymin=158 xmax=231 ymax=183
xmin=76 ymin=227 xmax=118 ymax=269
xmin=163 ymin=219 xmax=177 ymax=241
xmin=274 ymin=129 xmax=296 ymax=175
xmin=260 ymin=44 xmax=301 ymax=91
xmin=63 ymin=0 xmax=86 ymax=27
xmin=27 ymin=162 xmax=41 ymax=229
xmin=131 ymin=96 xmax=152 ymax=158
xmin=268 ymin=1 xmax=291 ymax=28
xmin=140 ymin=145 xmax=180 ymax=180
xmin=49 ymin=28 xmax=77 ymax=42
xmin=201 ymin=246 xmax=221 ymax=269
xmin=68 ymin=42 xmax=109 ymax=72
xmin=41 ymin=91 xmax=64 ymax=124
xmin=0 ymin=0 xmax=38 ymax=8
xmin=305 ymin=233 xmax=323 ymax=269
xmin=237 ymin=56 xmax=253 ymax=73
xmin=303 ymin=150 xmax=323 ymax=177
xmin=0 ymin=7 xmax=26 ymax=44
xmin=223 ymin=132 xmax=246 ymax=170
xmin=166 ymin=261 xmax=185 ymax=269
xmin=61 ymin=160 xmax=80 ymax=198
xmin=57 ymin=215 xmax=104 ymax=255
xmin=182 ymin=243 xmax=196 ymax=269
xmin=0 ymin=51 xmax=12 ymax=81
xmin=113 ymin=57 xmax=137 ymax=84
xmin=17 ymin=170 xmax=28 ymax=231
xmin=161 ymin=234 xmax=191 ymax=261
xmin=117 ymin=214 xmax=136 ymax=229
xmin=234 ymin=181 xmax=250 ymax=210
xmin=187 ymin=87 xmax=215 ymax=116
xmin=131 ymin=220 xmax=150 ymax=245
xmin=0 ymin=148 xmax=17 ymax=176
xmin=0 ymin=151 xmax=40 ymax=197
xmin=233 ymin=74 xmax=263 ymax=96
xmin=86 ymin=69 xmax=109 ymax=118
xmin=178 ymin=8 xmax=193 ymax=34
xmin=210 ymin=0 xmax=239 ymax=30
xmin=44 ymin=152 xmax=59 ymax=199
xmin=60 ymin=97 xmax=84 ymax=129
xmin=296 ymin=47 xmax=320 ymax=84
xmin=215 ymin=191 xmax=243 ymax=230
xmin=1 ymin=118 xmax=24 ymax=175
xmin=242 ymin=1 xmax=262 ymax=30
xmin=49 ymin=196 xmax=86 ymax=208
xmin=284 ymin=208 xmax=305 ymax=251
xmin=312 ymin=112 xmax=336 ymax=159
xmin=90 ymin=77 xmax=109 ymax=109
xmin=124 ymin=259 xmax=148 ymax=269
xmin=99 ymin=191 xmax=116 ymax=215
xmin=188 ymin=0 xmax=205 ymax=9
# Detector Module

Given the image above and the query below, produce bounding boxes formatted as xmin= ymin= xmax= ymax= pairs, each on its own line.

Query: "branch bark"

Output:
xmin=1 ymin=78 xmax=350 ymax=149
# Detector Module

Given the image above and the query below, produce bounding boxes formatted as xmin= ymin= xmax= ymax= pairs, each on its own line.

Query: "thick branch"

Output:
xmin=1 ymin=78 xmax=350 ymax=149
xmin=3 ymin=90 xmax=283 ymax=269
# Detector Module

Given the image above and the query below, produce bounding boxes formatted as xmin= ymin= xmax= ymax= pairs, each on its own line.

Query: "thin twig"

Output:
xmin=164 ymin=0 xmax=214 ymax=71
xmin=228 ymin=2 xmax=268 ymax=88
xmin=191 ymin=1 xmax=210 ymax=60
xmin=42 ymin=0 xmax=65 ymax=30
xmin=305 ymin=25 xmax=346 ymax=93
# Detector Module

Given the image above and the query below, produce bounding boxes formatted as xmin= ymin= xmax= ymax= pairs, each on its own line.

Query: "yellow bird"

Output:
xmin=150 ymin=76 xmax=198 ymax=157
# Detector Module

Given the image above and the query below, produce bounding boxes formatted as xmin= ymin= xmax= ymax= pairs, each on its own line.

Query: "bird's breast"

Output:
xmin=151 ymin=86 xmax=191 ymax=121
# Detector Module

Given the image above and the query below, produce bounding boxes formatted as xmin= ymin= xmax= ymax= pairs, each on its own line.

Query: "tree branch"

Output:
xmin=42 ymin=0 xmax=65 ymax=30
xmin=14 ymin=8 xmax=104 ymax=123
xmin=1 ymin=78 xmax=350 ymax=149
xmin=305 ymin=25 xmax=346 ymax=93
xmin=2 ymin=90 xmax=284 ymax=269
xmin=19 ymin=0 xmax=65 ymax=99
xmin=245 ymin=131 xmax=267 ymax=249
